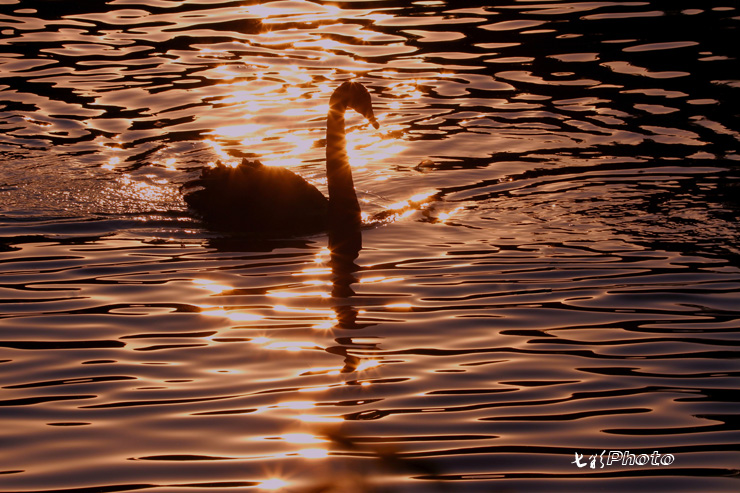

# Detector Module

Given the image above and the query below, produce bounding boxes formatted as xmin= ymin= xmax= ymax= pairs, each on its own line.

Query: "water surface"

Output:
xmin=1 ymin=1 xmax=739 ymax=492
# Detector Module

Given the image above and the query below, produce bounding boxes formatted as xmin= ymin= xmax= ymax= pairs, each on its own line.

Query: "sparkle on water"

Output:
xmin=1 ymin=1 xmax=739 ymax=492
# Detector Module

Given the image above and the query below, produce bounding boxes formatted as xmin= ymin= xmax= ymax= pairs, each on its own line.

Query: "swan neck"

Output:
xmin=326 ymin=104 xmax=359 ymax=222
xmin=327 ymin=105 xmax=346 ymax=154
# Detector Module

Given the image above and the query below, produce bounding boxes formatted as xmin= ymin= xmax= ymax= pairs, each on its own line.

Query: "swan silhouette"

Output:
xmin=182 ymin=81 xmax=379 ymax=236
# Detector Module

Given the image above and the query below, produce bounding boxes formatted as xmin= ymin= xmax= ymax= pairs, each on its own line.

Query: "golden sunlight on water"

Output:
xmin=200 ymin=307 xmax=264 ymax=322
xmin=1 ymin=1 xmax=739 ymax=492
xmin=206 ymin=63 xmax=410 ymax=175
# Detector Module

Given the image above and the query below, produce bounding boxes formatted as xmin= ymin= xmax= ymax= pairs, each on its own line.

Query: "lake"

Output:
xmin=1 ymin=1 xmax=739 ymax=492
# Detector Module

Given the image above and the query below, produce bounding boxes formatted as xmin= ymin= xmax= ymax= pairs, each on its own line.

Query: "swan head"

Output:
xmin=330 ymin=81 xmax=379 ymax=129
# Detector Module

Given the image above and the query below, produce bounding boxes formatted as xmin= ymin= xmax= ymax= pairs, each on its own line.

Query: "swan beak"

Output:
xmin=369 ymin=117 xmax=380 ymax=129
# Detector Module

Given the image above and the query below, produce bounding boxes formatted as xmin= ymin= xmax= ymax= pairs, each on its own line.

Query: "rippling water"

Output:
xmin=1 ymin=1 xmax=739 ymax=492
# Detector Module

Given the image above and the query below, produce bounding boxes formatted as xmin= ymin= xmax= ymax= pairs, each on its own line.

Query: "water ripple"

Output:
xmin=1 ymin=1 xmax=739 ymax=492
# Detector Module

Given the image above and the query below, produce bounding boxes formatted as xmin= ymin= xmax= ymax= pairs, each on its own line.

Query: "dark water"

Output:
xmin=1 ymin=1 xmax=740 ymax=492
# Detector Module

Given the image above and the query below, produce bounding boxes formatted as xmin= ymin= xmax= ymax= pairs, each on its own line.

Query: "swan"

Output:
xmin=182 ymin=81 xmax=379 ymax=235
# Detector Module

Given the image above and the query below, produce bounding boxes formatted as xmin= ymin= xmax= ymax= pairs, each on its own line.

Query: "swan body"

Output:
xmin=183 ymin=159 xmax=329 ymax=232
xmin=183 ymin=81 xmax=378 ymax=233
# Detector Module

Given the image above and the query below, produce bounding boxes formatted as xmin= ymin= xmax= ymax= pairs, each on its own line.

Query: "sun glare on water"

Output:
xmin=200 ymin=54 xmax=407 ymax=171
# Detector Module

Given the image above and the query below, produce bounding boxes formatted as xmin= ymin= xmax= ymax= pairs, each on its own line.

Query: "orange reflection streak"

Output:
xmin=387 ymin=80 xmax=424 ymax=99
xmin=300 ymin=365 xmax=342 ymax=376
xmin=211 ymin=123 xmax=266 ymax=139
xmin=297 ymin=448 xmax=329 ymax=459
xmin=159 ymin=157 xmax=177 ymax=171
xmin=297 ymin=386 xmax=332 ymax=393
xmin=261 ymin=130 xmax=320 ymax=168
xmin=256 ymin=434 xmax=329 ymax=452
xmin=359 ymin=276 xmax=402 ymax=284
xmin=200 ymin=308 xmax=263 ymax=322
xmin=385 ymin=302 xmax=413 ymax=310
xmin=303 ymin=280 xmax=331 ymax=286
xmin=356 ymin=359 xmax=381 ymax=372
xmin=345 ymin=128 xmax=406 ymax=168
xmin=218 ymin=89 xmax=275 ymax=107
xmin=116 ymin=173 xmax=179 ymax=205
xmin=312 ymin=320 xmax=336 ymax=330
xmin=204 ymin=139 xmax=239 ymax=167
xmin=293 ymin=37 xmax=345 ymax=52
xmin=314 ymin=247 xmax=331 ymax=262
xmin=297 ymin=415 xmax=343 ymax=423
xmin=438 ymin=206 xmax=465 ymax=222
xmin=282 ymin=130 xmax=314 ymax=153
xmin=375 ymin=69 xmax=399 ymax=79
xmin=252 ymin=31 xmax=287 ymax=46
xmin=294 ymin=267 xmax=332 ymax=277
xmin=259 ymin=478 xmax=289 ymax=490
xmin=102 ymin=156 xmax=120 ymax=170
xmin=388 ymin=190 xmax=436 ymax=210
xmin=273 ymin=305 xmax=334 ymax=316
xmin=351 ymin=337 xmax=379 ymax=344
xmin=264 ymin=341 xmax=323 ymax=351
xmin=410 ymin=190 xmax=436 ymax=202
xmin=268 ymin=290 xmax=330 ymax=299
xmin=193 ymin=279 xmax=232 ymax=294
xmin=384 ymin=210 xmax=415 ymax=222
xmin=278 ymin=66 xmax=312 ymax=84
xmin=281 ymin=107 xmax=316 ymax=117
xmin=251 ymin=3 xmax=344 ymax=25
xmin=280 ymin=433 xmax=326 ymax=444
xmin=278 ymin=400 xmax=315 ymax=410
